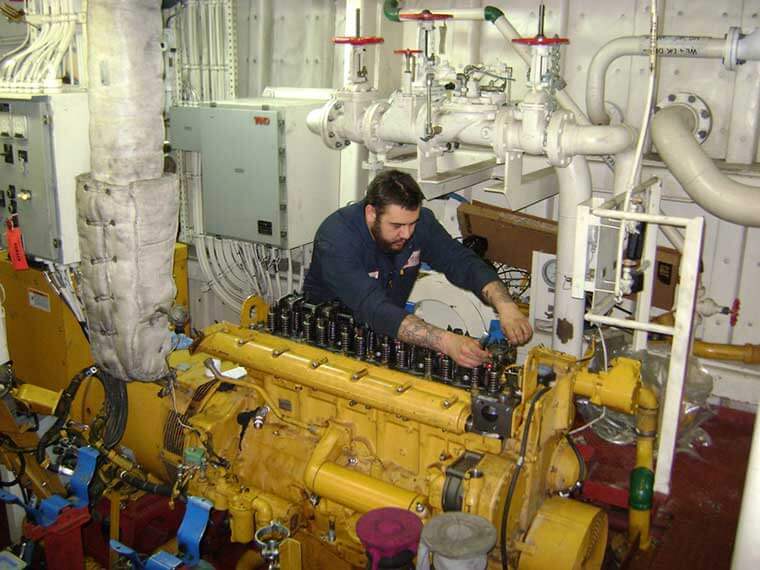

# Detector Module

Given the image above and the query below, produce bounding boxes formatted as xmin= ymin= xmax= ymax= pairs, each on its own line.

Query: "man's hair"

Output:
xmin=365 ymin=170 xmax=424 ymax=215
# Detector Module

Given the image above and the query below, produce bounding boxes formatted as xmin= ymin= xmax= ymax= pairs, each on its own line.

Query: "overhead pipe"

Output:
xmin=651 ymin=106 xmax=760 ymax=227
xmin=586 ymin=35 xmax=726 ymax=125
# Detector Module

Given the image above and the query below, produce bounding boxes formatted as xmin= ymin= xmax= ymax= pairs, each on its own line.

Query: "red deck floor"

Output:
xmin=578 ymin=406 xmax=755 ymax=569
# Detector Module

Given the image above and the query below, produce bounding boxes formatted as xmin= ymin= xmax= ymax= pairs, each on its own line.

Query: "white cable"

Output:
xmin=298 ymin=245 xmax=305 ymax=292
xmin=569 ymin=406 xmax=608 ymax=435
xmin=286 ymin=248 xmax=293 ymax=295
xmin=596 ymin=324 xmax=609 ymax=372
xmin=613 ymin=0 xmax=659 ymax=301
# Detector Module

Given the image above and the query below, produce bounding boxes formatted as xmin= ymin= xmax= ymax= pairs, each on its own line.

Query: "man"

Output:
xmin=303 ymin=169 xmax=532 ymax=367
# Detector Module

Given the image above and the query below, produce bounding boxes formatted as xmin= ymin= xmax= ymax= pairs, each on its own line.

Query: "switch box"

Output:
xmin=0 ymin=93 xmax=90 ymax=264
xmin=170 ymin=98 xmax=341 ymax=248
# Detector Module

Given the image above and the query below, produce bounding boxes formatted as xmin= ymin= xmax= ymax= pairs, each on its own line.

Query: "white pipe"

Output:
xmin=561 ymin=123 xmax=636 ymax=156
xmin=554 ymin=156 xmax=592 ymax=357
xmin=587 ymin=35 xmax=726 ymax=125
xmin=737 ymin=28 xmax=760 ymax=61
xmin=651 ymin=106 xmax=760 ymax=227
xmin=731 ymin=409 xmax=760 ymax=570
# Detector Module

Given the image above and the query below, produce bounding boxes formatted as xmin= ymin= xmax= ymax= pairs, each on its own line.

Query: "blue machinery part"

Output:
xmin=0 ymin=446 xmax=99 ymax=527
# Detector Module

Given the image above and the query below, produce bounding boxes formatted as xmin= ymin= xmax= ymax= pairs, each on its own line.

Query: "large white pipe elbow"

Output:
xmin=587 ymin=36 xmax=725 ymax=125
xmin=652 ymin=106 xmax=760 ymax=227
xmin=562 ymin=124 xmax=637 ymax=156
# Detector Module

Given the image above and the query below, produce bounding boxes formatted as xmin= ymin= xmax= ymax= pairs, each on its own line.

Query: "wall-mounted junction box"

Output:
xmin=0 ymin=93 xmax=90 ymax=265
xmin=169 ymin=98 xmax=341 ymax=248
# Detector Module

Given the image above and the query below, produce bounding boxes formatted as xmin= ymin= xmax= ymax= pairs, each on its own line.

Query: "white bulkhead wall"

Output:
xmin=386 ymin=0 xmax=760 ymax=349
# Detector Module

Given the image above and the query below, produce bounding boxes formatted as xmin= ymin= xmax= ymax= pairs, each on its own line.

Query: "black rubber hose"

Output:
xmin=98 ymin=371 xmax=128 ymax=450
xmin=121 ymin=472 xmax=171 ymax=496
xmin=565 ymin=433 xmax=588 ymax=486
xmin=500 ymin=385 xmax=552 ymax=570
xmin=36 ymin=365 xmax=98 ymax=463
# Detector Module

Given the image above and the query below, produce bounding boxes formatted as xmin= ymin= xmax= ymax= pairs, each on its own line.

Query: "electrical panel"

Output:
xmin=169 ymin=98 xmax=341 ymax=248
xmin=0 ymin=93 xmax=90 ymax=264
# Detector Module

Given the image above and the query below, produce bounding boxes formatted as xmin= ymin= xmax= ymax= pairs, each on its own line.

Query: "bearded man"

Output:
xmin=303 ymin=169 xmax=531 ymax=366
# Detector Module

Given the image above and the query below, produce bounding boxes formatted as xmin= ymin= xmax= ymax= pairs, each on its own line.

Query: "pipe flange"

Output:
xmin=545 ymin=110 xmax=573 ymax=167
xmin=361 ymin=100 xmax=392 ymax=154
xmin=321 ymin=98 xmax=349 ymax=150
xmin=655 ymin=92 xmax=712 ymax=144
xmin=723 ymin=26 xmax=742 ymax=71
xmin=492 ymin=107 xmax=519 ymax=159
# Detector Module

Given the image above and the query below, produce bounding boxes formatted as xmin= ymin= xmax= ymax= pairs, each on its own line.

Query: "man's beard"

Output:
xmin=371 ymin=218 xmax=406 ymax=253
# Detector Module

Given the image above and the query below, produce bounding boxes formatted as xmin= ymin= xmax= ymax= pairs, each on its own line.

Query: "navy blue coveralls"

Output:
xmin=303 ymin=201 xmax=499 ymax=338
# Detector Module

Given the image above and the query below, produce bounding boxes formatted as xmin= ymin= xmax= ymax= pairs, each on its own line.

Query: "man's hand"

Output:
xmin=441 ymin=332 xmax=491 ymax=368
xmin=498 ymin=302 xmax=532 ymax=345
xmin=397 ymin=315 xmax=491 ymax=368
xmin=482 ymin=280 xmax=533 ymax=345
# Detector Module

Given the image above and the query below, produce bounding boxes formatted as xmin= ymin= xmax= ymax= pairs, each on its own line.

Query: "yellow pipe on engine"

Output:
xmin=304 ymin=425 xmax=427 ymax=514
xmin=573 ymin=359 xmax=658 ymax=552
xmin=197 ymin=326 xmax=471 ymax=434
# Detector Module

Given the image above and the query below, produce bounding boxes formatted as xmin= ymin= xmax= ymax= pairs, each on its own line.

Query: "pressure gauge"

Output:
xmin=541 ymin=258 xmax=557 ymax=289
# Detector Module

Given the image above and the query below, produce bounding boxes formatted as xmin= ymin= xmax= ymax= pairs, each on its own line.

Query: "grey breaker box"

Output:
xmin=0 ymin=93 xmax=90 ymax=264
xmin=170 ymin=99 xmax=341 ymax=248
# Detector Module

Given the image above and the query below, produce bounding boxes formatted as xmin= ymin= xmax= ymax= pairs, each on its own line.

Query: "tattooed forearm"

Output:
xmin=397 ymin=315 xmax=447 ymax=352
xmin=481 ymin=280 xmax=515 ymax=310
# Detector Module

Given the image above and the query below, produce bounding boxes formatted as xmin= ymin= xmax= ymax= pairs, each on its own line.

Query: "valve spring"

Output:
xmin=366 ymin=329 xmax=376 ymax=361
xmin=340 ymin=324 xmax=350 ymax=355
xmin=267 ymin=307 xmax=278 ymax=333
xmin=423 ymin=350 xmax=433 ymax=378
xmin=487 ymin=365 xmax=500 ymax=394
xmin=471 ymin=365 xmax=482 ymax=389
xmin=303 ymin=316 xmax=314 ymax=343
xmin=316 ymin=318 xmax=327 ymax=346
xmin=279 ymin=310 xmax=290 ymax=337
xmin=409 ymin=346 xmax=421 ymax=373
xmin=291 ymin=309 xmax=302 ymax=338
xmin=395 ymin=340 xmax=407 ymax=369
xmin=355 ymin=328 xmax=366 ymax=360
xmin=381 ymin=337 xmax=391 ymax=365
xmin=328 ymin=320 xmax=337 ymax=348
xmin=441 ymin=355 xmax=452 ymax=382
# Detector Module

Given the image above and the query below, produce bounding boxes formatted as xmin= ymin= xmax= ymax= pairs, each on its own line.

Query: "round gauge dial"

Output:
xmin=541 ymin=258 xmax=557 ymax=288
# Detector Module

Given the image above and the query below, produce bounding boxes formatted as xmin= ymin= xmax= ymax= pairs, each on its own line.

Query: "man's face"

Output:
xmin=365 ymin=204 xmax=420 ymax=253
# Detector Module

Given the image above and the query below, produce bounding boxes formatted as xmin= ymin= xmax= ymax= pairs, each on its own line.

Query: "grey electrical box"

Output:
xmin=169 ymin=99 xmax=341 ymax=248
xmin=0 ymin=93 xmax=90 ymax=264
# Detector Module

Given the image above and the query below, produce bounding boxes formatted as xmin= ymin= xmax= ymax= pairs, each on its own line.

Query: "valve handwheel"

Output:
xmin=512 ymin=36 xmax=569 ymax=45
xmin=393 ymin=48 xmax=422 ymax=55
xmin=399 ymin=10 xmax=452 ymax=21
xmin=332 ymin=36 xmax=384 ymax=46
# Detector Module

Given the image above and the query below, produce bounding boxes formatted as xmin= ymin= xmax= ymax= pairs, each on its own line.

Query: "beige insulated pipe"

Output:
xmin=651 ymin=106 xmax=760 ymax=227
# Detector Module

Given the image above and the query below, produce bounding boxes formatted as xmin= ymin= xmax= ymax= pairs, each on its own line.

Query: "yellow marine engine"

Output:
xmin=2 ymin=297 xmax=658 ymax=569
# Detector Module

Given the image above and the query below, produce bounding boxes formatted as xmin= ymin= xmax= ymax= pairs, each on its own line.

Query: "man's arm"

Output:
xmin=481 ymin=280 xmax=532 ymax=345
xmin=397 ymin=314 xmax=490 ymax=368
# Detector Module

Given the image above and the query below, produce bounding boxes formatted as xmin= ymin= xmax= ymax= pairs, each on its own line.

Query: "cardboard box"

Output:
xmin=457 ymin=201 xmax=557 ymax=272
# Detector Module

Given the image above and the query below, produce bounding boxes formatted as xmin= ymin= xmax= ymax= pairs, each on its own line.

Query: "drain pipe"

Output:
xmin=588 ymin=29 xmax=760 ymax=126
xmin=554 ymin=157 xmax=592 ymax=357
xmin=651 ymin=106 xmax=760 ymax=227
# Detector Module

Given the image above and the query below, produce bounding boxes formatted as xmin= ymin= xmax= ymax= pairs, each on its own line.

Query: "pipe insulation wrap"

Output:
xmin=77 ymin=175 xmax=179 ymax=380
xmin=651 ymin=106 xmax=760 ymax=227
xmin=78 ymin=0 xmax=180 ymax=381
xmin=87 ymin=0 xmax=164 ymax=185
